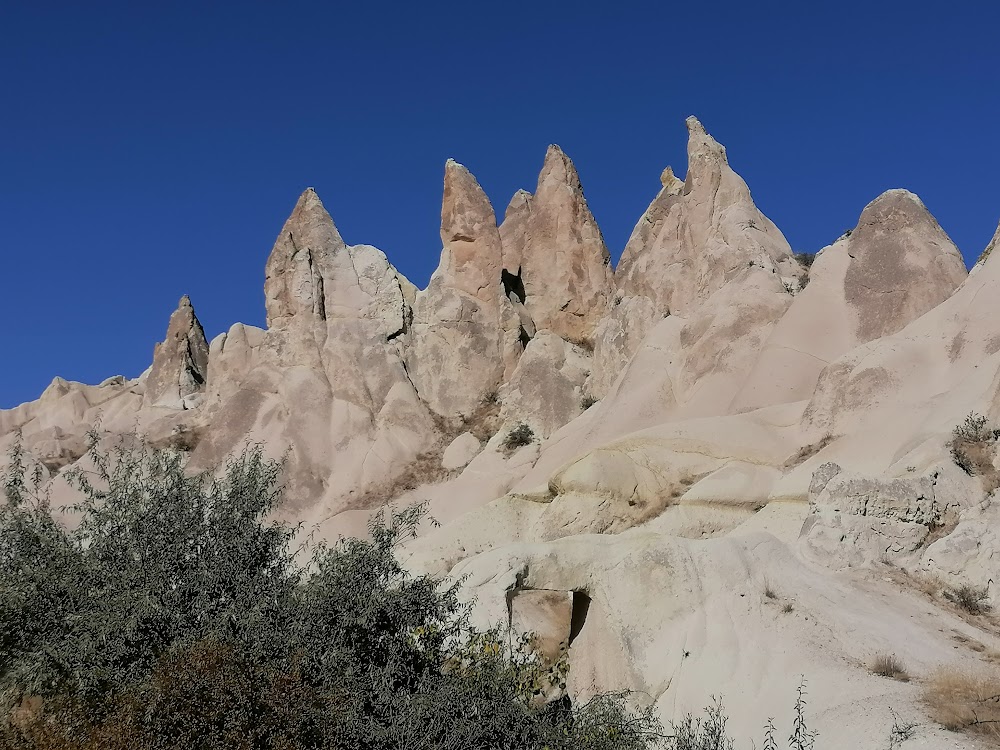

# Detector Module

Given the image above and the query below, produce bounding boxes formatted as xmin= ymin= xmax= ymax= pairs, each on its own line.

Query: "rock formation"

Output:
xmin=500 ymin=145 xmax=612 ymax=346
xmin=8 ymin=116 xmax=1000 ymax=749
xmin=144 ymin=295 xmax=209 ymax=408
xmin=407 ymin=161 xmax=505 ymax=419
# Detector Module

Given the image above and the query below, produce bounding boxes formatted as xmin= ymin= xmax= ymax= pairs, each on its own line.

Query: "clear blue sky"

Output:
xmin=2 ymin=1 xmax=998 ymax=408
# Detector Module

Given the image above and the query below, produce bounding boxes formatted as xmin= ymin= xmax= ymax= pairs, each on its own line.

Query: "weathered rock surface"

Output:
xmin=407 ymin=161 xmax=505 ymax=419
xmin=441 ymin=431 xmax=482 ymax=471
xmin=500 ymin=146 xmax=612 ymax=345
xmin=144 ymin=295 xmax=210 ymax=408
xmin=800 ymin=462 xmax=978 ymax=568
xmin=8 ymin=117 xmax=1000 ymax=750
xmin=733 ymin=190 xmax=968 ymax=412
xmin=498 ymin=332 xmax=591 ymax=439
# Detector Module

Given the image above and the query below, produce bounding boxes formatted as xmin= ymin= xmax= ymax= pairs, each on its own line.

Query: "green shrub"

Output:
xmin=944 ymin=583 xmax=992 ymax=615
xmin=0 ymin=433 xmax=663 ymax=750
xmin=793 ymin=252 xmax=816 ymax=269
xmin=503 ymin=423 xmax=535 ymax=453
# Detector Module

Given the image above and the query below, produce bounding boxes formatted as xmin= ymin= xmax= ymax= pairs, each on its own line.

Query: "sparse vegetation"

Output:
xmin=670 ymin=682 xmax=816 ymax=750
xmin=764 ymin=579 xmax=779 ymax=600
xmin=887 ymin=709 xmax=916 ymax=750
xmin=0 ymin=433 xmax=663 ymax=750
xmin=943 ymin=583 xmax=993 ymax=615
xmin=781 ymin=602 xmax=794 ymax=614
xmin=581 ymin=395 xmax=598 ymax=410
xmin=782 ymin=435 xmax=834 ymax=469
xmin=349 ymin=447 xmax=455 ymax=509
xmin=869 ymin=653 xmax=909 ymax=682
xmin=949 ymin=412 xmax=1000 ymax=493
xmin=793 ymin=252 xmax=816 ymax=269
xmin=503 ymin=423 xmax=535 ymax=453
xmin=923 ymin=667 xmax=1000 ymax=740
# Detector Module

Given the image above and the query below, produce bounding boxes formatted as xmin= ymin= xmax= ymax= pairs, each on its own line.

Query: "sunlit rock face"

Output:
xmin=8 ymin=115 xmax=1000 ymax=750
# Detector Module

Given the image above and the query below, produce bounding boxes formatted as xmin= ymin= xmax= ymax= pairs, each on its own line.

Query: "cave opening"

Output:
xmin=568 ymin=591 xmax=591 ymax=646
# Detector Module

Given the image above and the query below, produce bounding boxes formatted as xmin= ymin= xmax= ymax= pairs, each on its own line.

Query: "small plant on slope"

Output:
xmin=503 ymin=423 xmax=535 ymax=453
xmin=789 ymin=679 xmax=818 ymax=750
xmin=943 ymin=583 xmax=993 ymax=615
xmin=870 ymin=653 xmax=909 ymax=681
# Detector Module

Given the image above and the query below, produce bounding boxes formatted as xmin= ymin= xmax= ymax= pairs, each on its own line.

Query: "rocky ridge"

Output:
xmin=3 ymin=118 xmax=1000 ymax=749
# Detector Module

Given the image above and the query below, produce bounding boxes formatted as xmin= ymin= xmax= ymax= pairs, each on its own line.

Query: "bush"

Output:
xmin=954 ymin=412 xmax=995 ymax=444
xmin=581 ymin=395 xmax=598 ymax=410
xmin=0 ymin=433 xmax=663 ymax=750
xmin=503 ymin=423 xmax=535 ymax=453
xmin=944 ymin=583 xmax=992 ymax=615
xmin=793 ymin=252 xmax=816 ymax=269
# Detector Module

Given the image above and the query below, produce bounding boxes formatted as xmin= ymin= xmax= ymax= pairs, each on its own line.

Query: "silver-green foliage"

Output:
xmin=0 ymin=432 xmax=664 ymax=750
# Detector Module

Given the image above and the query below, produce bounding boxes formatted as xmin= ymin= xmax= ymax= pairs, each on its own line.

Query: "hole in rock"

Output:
xmin=568 ymin=591 xmax=591 ymax=646
xmin=518 ymin=326 xmax=532 ymax=349
xmin=501 ymin=268 xmax=526 ymax=304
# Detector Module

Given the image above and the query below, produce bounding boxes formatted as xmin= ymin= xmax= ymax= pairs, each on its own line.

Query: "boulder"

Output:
xmin=441 ymin=432 xmax=482 ymax=471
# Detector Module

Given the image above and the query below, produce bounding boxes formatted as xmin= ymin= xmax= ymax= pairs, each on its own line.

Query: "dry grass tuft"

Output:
xmin=763 ymin=579 xmax=778 ymax=600
xmin=923 ymin=667 xmax=1000 ymax=739
xmin=870 ymin=653 xmax=909 ymax=681
xmin=347 ymin=449 xmax=455 ymax=510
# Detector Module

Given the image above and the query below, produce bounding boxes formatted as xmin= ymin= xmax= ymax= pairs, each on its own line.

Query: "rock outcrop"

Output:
xmin=407 ymin=161 xmax=505 ymax=419
xmin=732 ymin=189 xmax=968 ymax=411
xmin=591 ymin=117 xmax=798 ymax=399
xmin=500 ymin=146 xmax=612 ymax=346
xmin=9 ymin=116 xmax=1000 ymax=750
xmin=144 ymin=295 xmax=210 ymax=408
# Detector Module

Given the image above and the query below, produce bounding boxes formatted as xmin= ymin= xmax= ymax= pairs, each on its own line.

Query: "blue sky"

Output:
xmin=2 ymin=1 xmax=998 ymax=408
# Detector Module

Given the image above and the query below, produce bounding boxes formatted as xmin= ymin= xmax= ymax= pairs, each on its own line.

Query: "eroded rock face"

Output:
xmin=732 ymin=190 xmax=967 ymax=412
xmin=591 ymin=117 xmax=797 ymax=398
xmin=501 ymin=146 xmax=612 ymax=345
xmin=499 ymin=332 xmax=591 ymax=439
xmin=615 ymin=117 xmax=795 ymax=317
xmin=800 ymin=463 xmax=979 ymax=567
xmin=263 ymin=188 xmax=410 ymax=336
xmin=508 ymin=589 xmax=574 ymax=663
xmin=144 ymin=296 xmax=210 ymax=408
xmin=407 ymin=161 xmax=505 ymax=419
xmin=442 ymin=431 xmax=482 ymax=471
xmin=845 ymin=190 xmax=967 ymax=342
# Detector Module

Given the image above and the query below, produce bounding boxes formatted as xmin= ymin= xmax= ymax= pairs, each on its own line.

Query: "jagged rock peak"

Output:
xmin=512 ymin=143 xmax=612 ymax=342
xmin=977 ymin=219 xmax=1000 ymax=269
xmin=264 ymin=187 xmax=359 ymax=328
xmin=659 ymin=166 xmax=684 ymax=194
xmin=144 ymin=294 xmax=209 ymax=407
xmin=685 ymin=115 xmax=728 ymax=168
xmin=538 ymin=144 xmax=584 ymax=192
xmin=288 ymin=187 xmax=345 ymax=248
xmin=441 ymin=159 xmax=495 ymax=244
xmin=436 ymin=158 xmax=502 ymax=303
xmin=505 ymin=189 xmax=533 ymax=219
